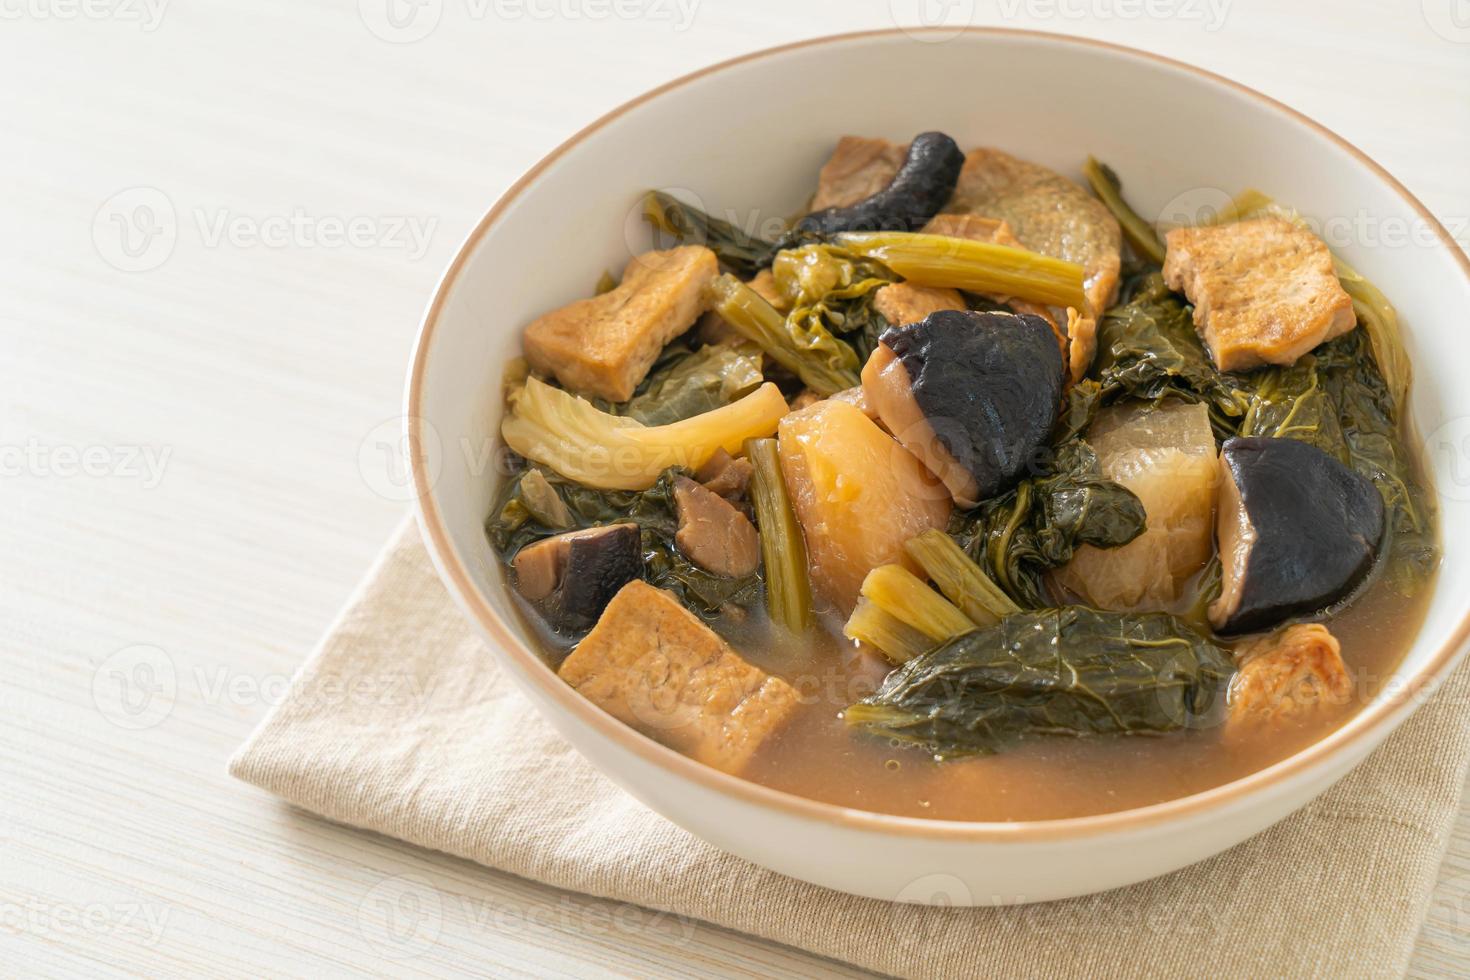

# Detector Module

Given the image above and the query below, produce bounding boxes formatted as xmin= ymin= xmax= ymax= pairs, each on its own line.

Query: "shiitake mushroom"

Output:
xmin=861 ymin=309 xmax=1064 ymax=506
xmin=512 ymin=523 xmax=642 ymax=633
xmin=796 ymin=131 xmax=965 ymax=236
xmin=1210 ymin=436 xmax=1385 ymax=635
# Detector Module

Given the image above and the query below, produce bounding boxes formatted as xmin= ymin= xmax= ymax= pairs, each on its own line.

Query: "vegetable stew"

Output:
xmin=487 ymin=133 xmax=1439 ymax=821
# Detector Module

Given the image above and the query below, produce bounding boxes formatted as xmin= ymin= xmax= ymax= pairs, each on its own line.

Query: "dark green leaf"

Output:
xmin=950 ymin=439 xmax=1146 ymax=608
xmin=642 ymin=190 xmax=779 ymax=277
xmin=845 ymin=607 xmax=1234 ymax=757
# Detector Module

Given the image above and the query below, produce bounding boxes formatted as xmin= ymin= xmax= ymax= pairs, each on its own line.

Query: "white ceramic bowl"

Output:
xmin=407 ymin=29 xmax=1470 ymax=904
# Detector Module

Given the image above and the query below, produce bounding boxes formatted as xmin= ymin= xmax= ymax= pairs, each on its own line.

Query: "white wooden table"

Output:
xmin=2 ymin=2 xmax=1466 ymax=975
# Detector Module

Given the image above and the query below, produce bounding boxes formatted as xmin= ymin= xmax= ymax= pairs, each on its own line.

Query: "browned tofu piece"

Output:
xmin=524 ymin=245 xmax=718 ymax=401
xmin=872 ymin=282 xmax=965 ymax=326
xmin=1163 ymin=216 xmax=1356 ymax=371
xmin=810 ymin=135 xmax=907 ymax=211
xmin=672 ymin=476 xmax=759 ymax=577
xmin=945 ymin=148 xmax=1122 ymax=321
xmin=558 ymin=581 xmax=798 ymax=772
xmin=697 ymin=268 xmax=784 ymax=347
xmin=1227 ymin=623 xmax=1352 ymax=732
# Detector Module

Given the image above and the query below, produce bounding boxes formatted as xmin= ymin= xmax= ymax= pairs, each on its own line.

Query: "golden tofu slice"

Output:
xmin=921 ymin=213 xmax=1023 ymax=247
xmin=810 ymin=135 xmax=908 ymax=211
xmin=1227 ymin=623 xmax=1352 ymax=731
xmin=559 ymin=581 xmax=798 ymax=773
xmin=1163 ymin=216 xmax=1356 ymax=371
xmin=524 ymin=245 xmax=718 ymax=402
xmin=872 ymin=282 xmax=965 ymax=326
xmin=1051 ymin=401 xmax=1217 ymax=611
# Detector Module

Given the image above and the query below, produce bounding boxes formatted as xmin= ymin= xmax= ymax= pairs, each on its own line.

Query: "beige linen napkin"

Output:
xmin=231 ymin=518 xmax=1470 ymax=979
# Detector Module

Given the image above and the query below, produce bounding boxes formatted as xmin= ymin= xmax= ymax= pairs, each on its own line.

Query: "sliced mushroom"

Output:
xmin=672 ymin=476 xmax=759 ymax=578
xmin=512 ymin=523 xmax=642 ymax=633
xmin=1209 ymin=437 xmax=1384 ymax=635
xmin=695 ymin=449 xmax=753 ymax=502
xmin=797 ymin=132 xmax=965 ymax=236
xmin=861 ymin=309 xmax=1064 ymax=506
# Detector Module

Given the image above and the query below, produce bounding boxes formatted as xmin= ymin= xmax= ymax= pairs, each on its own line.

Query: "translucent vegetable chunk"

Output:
xmin=1052 ymin=400 xmax=1218 ymax=611
xmin=776 ymin=399 xmax=951 ymax=613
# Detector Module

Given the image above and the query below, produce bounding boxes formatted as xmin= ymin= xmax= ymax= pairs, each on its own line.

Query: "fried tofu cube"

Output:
xmin=558 ymin=581 xmax=798 ymax=773
xmin=1163 ymin=216 xmax=1356 ymax=372
xmin=872 ymin=282 xmax=966 ymax=326
xmin=524 ymin=245 xmax=718 ymax=402
xmin=1227 ymin=623 xmax=1352 ymax=732
xmin=810 ymin=135 xmax=906 ymax=211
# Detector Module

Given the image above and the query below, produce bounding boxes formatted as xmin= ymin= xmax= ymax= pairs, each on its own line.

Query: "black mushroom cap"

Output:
xmin=512 ymin=523 xmax=642 ymax=634
xmin=796 ymin=132 xmax=965 ymax=236
xmin=1209 ymin=437 xmax=1385 ymax=635
xmin=880 ymin=309 xmax=1063 ymax=502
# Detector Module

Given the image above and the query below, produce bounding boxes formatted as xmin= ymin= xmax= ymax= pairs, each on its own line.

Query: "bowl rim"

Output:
xmin=406 ymin=26 xmax=1470 ymax=842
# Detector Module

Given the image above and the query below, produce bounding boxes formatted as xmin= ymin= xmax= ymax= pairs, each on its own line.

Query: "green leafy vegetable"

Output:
xmin=706 ymin=273 xmax=861 ymax=396
xmin=620 ymin=342 xmax=763 ymax=426
xmin=641 ymin=190 xmax=779 ymax=276
xmin=1083 ymin=157 xmax=1166 ymax=265
xmin=488 ymin=465 xmax=762 ymax=620
xmin=746 ymin=437 xmax=812 ymax=632
xmin=845 ymin=607 xmax=1234 ymax=757
xmin=1093 ymin=272 xmax=1253 ymax=439
xmin=771 ymin=243 xmax=896 ymax=362
xmin=951 ymin=440 xmax=1147 ymax=608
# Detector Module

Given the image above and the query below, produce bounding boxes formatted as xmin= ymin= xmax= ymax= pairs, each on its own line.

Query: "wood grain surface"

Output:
xmin=1 ymin=1 xmax=1466 ymax=976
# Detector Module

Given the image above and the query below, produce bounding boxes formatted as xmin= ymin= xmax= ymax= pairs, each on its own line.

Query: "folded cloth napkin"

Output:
xmin=231 ymin=518 xmax=1470 ymax=979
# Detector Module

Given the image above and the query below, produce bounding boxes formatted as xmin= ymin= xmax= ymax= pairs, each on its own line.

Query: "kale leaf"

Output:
xmin=845 ymin=606 xmax=1234 ymax=757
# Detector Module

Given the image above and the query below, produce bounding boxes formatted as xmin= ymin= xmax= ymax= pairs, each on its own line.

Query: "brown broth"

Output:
xmin=740 ymin=570 xmax=1435 ymax=822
